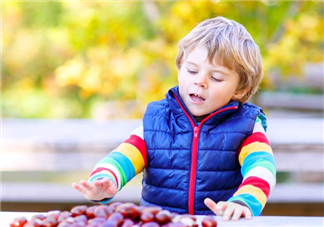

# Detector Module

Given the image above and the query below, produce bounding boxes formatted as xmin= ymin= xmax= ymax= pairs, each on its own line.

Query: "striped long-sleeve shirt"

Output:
xmin=89 ymin=116 xmax=276 ymax=215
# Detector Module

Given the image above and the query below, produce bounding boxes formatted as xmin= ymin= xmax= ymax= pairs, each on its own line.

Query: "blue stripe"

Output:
xmin=241 ymin=151 xmax=275 ymax=176
xmin=99 ymin=197 xmax=114 ymax=204
xmin=89 ymin=174 xmax=116 ymax=185
xmin=109 ymin=152 xmax=135 ymax=182
xmin=228 ymin=194 xmax=262 ymax=216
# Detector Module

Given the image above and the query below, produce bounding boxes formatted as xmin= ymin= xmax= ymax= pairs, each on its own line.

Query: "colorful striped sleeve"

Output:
xmin=88 ymin=125 xmax=147 ymax=203
xmin=228 ymin=116 xmax=276 ymax=216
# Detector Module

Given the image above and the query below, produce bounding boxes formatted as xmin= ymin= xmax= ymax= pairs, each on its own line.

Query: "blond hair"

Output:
xmin=176 ymin=16 xmax=263 ymax=103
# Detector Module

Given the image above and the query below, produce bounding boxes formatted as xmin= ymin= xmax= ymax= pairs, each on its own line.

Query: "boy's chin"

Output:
xmin=193 ymin=114 xmax=209 ymax=122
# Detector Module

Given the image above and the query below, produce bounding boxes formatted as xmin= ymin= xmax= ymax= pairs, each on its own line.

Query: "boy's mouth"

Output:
xmin=189 ymin=93 xmax=205 ymax=102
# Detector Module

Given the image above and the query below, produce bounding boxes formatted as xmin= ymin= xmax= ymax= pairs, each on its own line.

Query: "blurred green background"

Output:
xmin=2 ymin=1 xmax=323 ymax=119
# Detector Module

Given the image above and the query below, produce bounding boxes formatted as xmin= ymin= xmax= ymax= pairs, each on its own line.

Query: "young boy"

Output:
xmin=73 ymin=16 xmax=276 ymax=221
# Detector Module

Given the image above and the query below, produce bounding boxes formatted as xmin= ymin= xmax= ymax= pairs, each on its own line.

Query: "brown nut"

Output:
xmin=86 ymin=205 xmax=98 ymax=219
xmin=155 ymin=210 xmax=172 ymax=225
xmin=94 ymin=205 xmax=114 ymax=218
xmin=107 ymin=212 xmax=124 ymax=226
xmin=116 ymin=203 xmax=140 ymax=220
xmin=109 ymin=202 xmax=123 ymax=212
xmin=58 ymin=211 xmax=72 ymax=222
xmin=140 ymin=211 xmax=155 ymax=223
xmin=74 ymin=214 xmax=88 ymax=223
xmin=31 ymin=214 xmax=46 ymax=221
xmin=120 ymin=218 xmax=135 ymax=227
xmin=141 ymin=207 xmax=163 ymax=215
xmin=41 ymin=217 xmax=58 ymax=227
xmin=47 ymin=210 xmax=61 ymax=221
xmin=9 ymin=217 xmax=27 ymax=227
xmin=142 ymin=221 xmax=160 ymax=227
xmin=201 ymin=216 xmax=217 ymax=227
xmin=168 ymin=223 xmax=186 ymax=227
xmin=57 ymin=221 xmax=73 ymax=227
xmin=101 ymin=221 xmax=119 ymax=227
xmin=87 ymin=217 xmax=106 ymax=226
xmin=71 ymin=205 xmax=88 ymax=217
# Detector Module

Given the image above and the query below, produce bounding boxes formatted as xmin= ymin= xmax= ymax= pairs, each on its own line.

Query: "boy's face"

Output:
xmin=178 ymin=45 xmax=244 ymax=119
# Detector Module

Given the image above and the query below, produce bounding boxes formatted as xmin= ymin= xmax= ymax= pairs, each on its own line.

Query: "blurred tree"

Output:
xmin=1 ymin=1 xmax=323 ymax=118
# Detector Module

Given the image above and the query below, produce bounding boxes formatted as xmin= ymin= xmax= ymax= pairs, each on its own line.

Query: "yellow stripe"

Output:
xmin=234 ymin=185 xmax=267 ymax=208
xmin=239 ymin=142 xmax=273 ymax=165
xmin=113 ymin=143 xmax=145 ymax=174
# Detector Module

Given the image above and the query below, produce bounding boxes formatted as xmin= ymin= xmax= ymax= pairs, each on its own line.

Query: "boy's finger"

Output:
xmin=93 ymin=180 xmax=104 ymax=188
xmin=80 ymin=180 xmax=93 ymax=190
xmin=100 ymin=180 xmax=112 ymax=190
xmin=204 ymin=198 xmax=216 ymax=209
xmin=204 ymin=198 xmax=223 ymax=216
xmin=243 ymin=207 xmax=252 ymax=220
xmin=223 ymin=206 xmax=235 ymax=221
xmin=101 ymin=178 xmax=114 ymax=187
xmin=106 ymin=184 xmax=118 ymax=196
xmin=215 ymin=201 xmax=227 ymax=211
xmin=204 ymin=198 xmax=218 ymax=213
xmin=231 ymin=208 xmax=243 ymax=221
xmin=72 ymin=183 xmax=87 ymax=194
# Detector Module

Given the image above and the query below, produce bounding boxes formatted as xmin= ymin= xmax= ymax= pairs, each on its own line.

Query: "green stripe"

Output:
xmin=255 ymin=116 xmax=262 ymax=124
xmin=96 ymin=154 xmax=127 ymax=189
xmin=243 ymin=159 xmax=276 ymax=177
xmin=106 ymin=158 xmax=127 ymax=188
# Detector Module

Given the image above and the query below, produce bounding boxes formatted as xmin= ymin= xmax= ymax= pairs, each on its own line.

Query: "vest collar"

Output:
xmin=166 ymin=86 xmax=239 ymax=126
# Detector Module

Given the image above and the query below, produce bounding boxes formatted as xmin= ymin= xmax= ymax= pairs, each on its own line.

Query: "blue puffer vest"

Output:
xmin=141 ymin=86 xmax=264 ymax=215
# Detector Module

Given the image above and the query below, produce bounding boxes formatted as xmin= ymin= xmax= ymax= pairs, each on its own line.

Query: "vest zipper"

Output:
xmin=194 ymin=126 xmax=199 ymax=139
xmin=173 ymin=94 xmax=238 ymax=214
xmin=188 ymin=126 xmax=199 ymax=214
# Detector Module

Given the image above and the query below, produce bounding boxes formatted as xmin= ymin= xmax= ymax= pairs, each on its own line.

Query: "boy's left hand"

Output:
xmin=204 ymin=198 xmax=252 ymax=221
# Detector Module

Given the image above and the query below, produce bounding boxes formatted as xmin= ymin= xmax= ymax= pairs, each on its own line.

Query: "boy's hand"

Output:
xmin=72 ymin=178 xmax=118 ymax=201
xmin=204 ymin=198 xmax=252 ymax=221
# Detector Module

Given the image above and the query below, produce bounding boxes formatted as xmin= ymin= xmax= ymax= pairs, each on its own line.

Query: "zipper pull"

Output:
xmin=194 ymin=126 xmax=199 ymax=139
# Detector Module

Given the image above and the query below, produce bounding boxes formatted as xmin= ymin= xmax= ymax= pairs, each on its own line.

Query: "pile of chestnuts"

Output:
xmin=10 ymin=202 xmax=217 ymax=227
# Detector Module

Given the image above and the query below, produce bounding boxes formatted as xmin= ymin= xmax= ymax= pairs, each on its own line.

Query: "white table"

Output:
xmin=1 ymin=212 xmax=323 ymax=227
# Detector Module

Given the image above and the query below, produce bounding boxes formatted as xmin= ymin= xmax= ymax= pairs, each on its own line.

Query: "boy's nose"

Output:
xmin=194 ymin=74 xmax=208 ymax=89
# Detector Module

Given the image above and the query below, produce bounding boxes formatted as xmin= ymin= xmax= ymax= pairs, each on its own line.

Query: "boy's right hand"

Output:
xmin=72 ymin=178 xmax=118 ymax=201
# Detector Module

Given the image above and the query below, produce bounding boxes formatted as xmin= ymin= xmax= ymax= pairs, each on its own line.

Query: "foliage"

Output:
xmin=2 ymin=1 xmax=323 ymax=118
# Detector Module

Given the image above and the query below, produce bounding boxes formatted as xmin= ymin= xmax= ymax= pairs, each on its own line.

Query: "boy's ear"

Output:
xmin=232 ymin=88 xmax=248 ymax=100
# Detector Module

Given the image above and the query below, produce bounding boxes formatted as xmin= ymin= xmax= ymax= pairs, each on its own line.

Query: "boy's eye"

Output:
xmin=187 ymin=69 xmax=198 ymax=74
xmin=211 ymin=76 xmax=223 ymax=82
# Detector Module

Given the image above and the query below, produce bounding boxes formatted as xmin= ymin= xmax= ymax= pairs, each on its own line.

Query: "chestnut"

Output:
xmin=107 ymin=212 xmax=124 ymax=226
xmin=201 ymin=216 xmax=217 ymax=227
xmin=41 ymin=217 xmax=58 ymax=227
xmin=9 ymin=217 xmax=27 ymax=227
xmin=168 ymin=223 xmax=186 ymax=227
xmin=155 ymin=210 xmax=172 ymax=225
xmin=100 ymin=221 xmax=119 ymax=227
xmin=58 ymin=211 xmax=72 ymax=222
xmin=109 ymin=202 xmax=123 ymax=212
xmin=86 ymin=205 xmax=98 ymax=219
xmin=142 ymin=222 xmax=160 ymax=227
xmin=31 ymin=214 xmax=46 ymax=221
xmin=71 ymin=205 xmax=88 ymax=217
xmin=120 ymin=218 xmax=135 ymax=227
xmin=140 ymin=211 xmax=155 ymax=223
xmin=140 ymin=207 xmax=162 ymax=215
xmin=94 ymin=205 xmax=114 ymax=218
xmin=115 ymin=203 xmax=140 ymax=220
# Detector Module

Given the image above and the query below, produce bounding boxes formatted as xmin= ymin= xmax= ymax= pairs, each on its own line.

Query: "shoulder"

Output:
xmin=145 ymin=98 xmax=170 ymax=116
xmin=240 ymin=102 xmax=268 ymax=132
xmin=240 ymin=102 xmax=262 ymax=113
